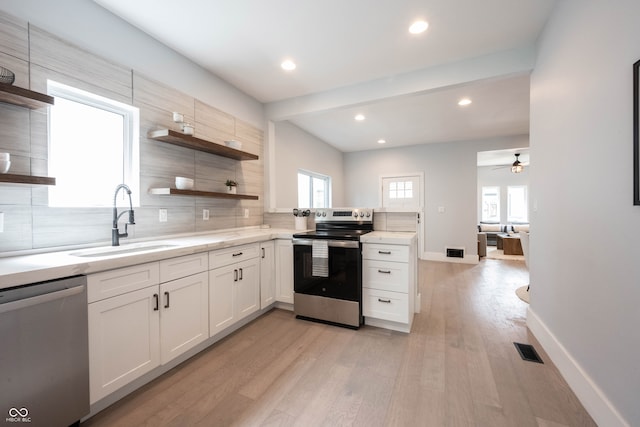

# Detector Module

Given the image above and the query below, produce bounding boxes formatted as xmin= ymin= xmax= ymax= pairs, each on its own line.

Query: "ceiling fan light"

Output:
xmin=510 ymin=153 xmax=524 ymax=173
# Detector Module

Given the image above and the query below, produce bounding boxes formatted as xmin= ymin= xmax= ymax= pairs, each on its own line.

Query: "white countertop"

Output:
xmin=0 ymin=227 xmax=298 ymax=290
xmin=360 ymin=231 xmax=417 ymax=245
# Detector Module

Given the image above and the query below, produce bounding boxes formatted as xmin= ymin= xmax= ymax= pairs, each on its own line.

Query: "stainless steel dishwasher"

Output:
xmin=0 ymin=275 xmax=89 ymax=427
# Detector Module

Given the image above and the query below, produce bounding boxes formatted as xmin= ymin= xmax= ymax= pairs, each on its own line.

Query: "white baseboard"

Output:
xmin=527 ymin=308 xmax=629 ymax=427
xmin=422 ymin=251 xmax=479 ymax=264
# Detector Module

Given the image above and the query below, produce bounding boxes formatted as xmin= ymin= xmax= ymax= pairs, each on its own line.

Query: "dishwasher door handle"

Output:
xmin=0 ymin=286 xmax=84 ymax=314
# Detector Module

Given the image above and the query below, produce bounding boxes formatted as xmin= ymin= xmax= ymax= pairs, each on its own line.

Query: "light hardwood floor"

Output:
xmin=83 ymin=259 xmax=595 ymax=427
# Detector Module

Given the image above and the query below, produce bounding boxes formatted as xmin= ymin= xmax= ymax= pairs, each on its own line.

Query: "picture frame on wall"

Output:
xmin=634 ymin=59 xmax=640 ymax=205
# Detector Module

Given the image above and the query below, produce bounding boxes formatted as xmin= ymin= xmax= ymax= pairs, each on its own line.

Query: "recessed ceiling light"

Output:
xmin=409 ymin=20 xmax=429 ymax=34
xmin=281 ymin=59 xmax=296 ymax=71
xmin=458 ymin=98 xmax=472 ymax=106
xmin=354 ymin=114 xmax=365 ymax=121
xmin=377 ymin=139 xmax=386 ymax=144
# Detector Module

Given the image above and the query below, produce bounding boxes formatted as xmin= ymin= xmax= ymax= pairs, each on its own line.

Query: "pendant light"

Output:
xmin=511 ymin=153 xmax=524 ymax=173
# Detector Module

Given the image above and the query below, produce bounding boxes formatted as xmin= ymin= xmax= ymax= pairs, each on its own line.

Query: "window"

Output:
xmin=381 ymin=175 xmax=421 ymax=209
xmin=297 ymin=170 xmax=330 ymax=208
xmin=508 ymin=185 xmax=528 ymax=223
xmin=481 ymin=186 xmax=500 ymax=222
xmin=48 ymin=81 xmax=140 ymax=207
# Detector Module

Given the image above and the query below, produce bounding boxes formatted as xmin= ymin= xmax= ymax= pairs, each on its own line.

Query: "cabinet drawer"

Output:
xmin=362 ymin=244 xmax=409 ymax=262
xmin=209 ymin=243 xmax=259 ymax=269
xmin=363 ymin=288 xmax=409 ymax=324
xmin=159 ymin=252 xmax=208 ymax=283
xmin=363 ymin=260 xmax=409 ymax=293
xmin=87 ymin=262 xmax=159 ymax=303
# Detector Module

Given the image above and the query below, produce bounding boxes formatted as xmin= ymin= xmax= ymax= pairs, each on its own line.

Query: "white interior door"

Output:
xmin=380 ymin=174 xmax=425 ymax=259
xmin=381 ymin=175 xmax=421 ymax=209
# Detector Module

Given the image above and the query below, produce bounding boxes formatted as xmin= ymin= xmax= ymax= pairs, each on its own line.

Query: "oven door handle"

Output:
xmin=292 ymin=238 xmax=359 ymax=249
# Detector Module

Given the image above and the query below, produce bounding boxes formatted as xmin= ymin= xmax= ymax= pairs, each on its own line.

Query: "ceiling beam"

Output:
xmin=265 ymin=45 xmax=536 ymax=121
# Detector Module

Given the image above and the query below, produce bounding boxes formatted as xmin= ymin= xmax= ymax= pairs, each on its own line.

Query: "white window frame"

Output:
xmin=507 ymin=185 xmax=528 ymax=223
xmin=481 ymin=186 xmax=501 ymax=223
xmin=47 ymin=81 xmax=140 ymax=207
xmin=297 ymin=169 xmax=331 ymax=208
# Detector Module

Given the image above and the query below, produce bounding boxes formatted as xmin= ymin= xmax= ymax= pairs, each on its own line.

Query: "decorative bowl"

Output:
xmin=0 ymin=160 xmax=10 ymax=174
xmin=224 ymin=140 xmax=242 ymax=150
xmin=175 ymin=176 xmax=194 ymax=190
xmin=0 ymin=66 xmax=15 ymax=85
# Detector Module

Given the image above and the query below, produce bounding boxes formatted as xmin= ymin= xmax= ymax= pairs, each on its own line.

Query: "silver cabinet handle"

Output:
xmin=153 ymin=293 xmax=159 ymax=311
xmin=378 ymin=298 xmax=391 ymax=303
xmin=232 ymin=252 xmax=243 ymax=257
xmin=164 ymin=291 xmax=170 ymax=308
xmin=378 ymin=269 xmax=391 ymax=274
xmin=239 ymin=268 xmax=243 ymax=281
xmin=262 ymin=248 xmax=265 ymax=258
xmin=378 ymin=250 xmax=392 ymax=255
xmin=233 ymin=269 xmax=238 ymax=282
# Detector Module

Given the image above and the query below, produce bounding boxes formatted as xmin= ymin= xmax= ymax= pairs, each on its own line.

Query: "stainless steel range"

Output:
xmin=292 ymin=208 xmax=373 ymax=329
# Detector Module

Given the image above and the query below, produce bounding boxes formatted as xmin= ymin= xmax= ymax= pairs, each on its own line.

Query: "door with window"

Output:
xmin=381 ymin=175 xmax=421 ymax=210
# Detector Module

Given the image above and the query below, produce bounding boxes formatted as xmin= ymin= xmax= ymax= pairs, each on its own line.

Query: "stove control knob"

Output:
xmin=353 ymin=212 xmax=358 ymax=218
xmin=366 ymin=211 xmax=371 ymax=217
xmin=316 ymin=212 xmax=321 ymax=217
xmin=322 ymin=211 xmax=327 ymax=217
xmin=359 ymin=212 xmax=365 ymax=217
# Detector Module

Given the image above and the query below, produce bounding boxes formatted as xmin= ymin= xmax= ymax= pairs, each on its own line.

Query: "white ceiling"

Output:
xmin=93 ymin=0 xmax=557 ymax=152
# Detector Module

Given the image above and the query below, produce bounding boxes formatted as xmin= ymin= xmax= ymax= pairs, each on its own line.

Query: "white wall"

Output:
xmin=0 ymin=0 xmax=263 ymax=128
xmin=477 ymin=165 xmax=530 ymax=224
xmin=273 ymin=121 xmax=345 ymax=209
xmin=529 ymin=0 xmax=640 ymax=425
xmin=344 ymin=135 xmax=528 ymax=259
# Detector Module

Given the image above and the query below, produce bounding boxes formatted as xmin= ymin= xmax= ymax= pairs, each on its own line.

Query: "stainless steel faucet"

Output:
xmin=112 ymin=184 xmax=135 ymax=246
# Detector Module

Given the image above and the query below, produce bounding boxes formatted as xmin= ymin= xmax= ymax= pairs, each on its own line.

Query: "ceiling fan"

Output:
xmin=492 ymin=153 xmax=526 ymax=173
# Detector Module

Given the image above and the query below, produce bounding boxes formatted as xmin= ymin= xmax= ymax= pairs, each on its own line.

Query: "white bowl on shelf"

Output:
xmin=224 ymin=140 xmax=242 ymax=150
xmin=175 ymin=176 xmax=194 ymax=190
xmin=0 ymin=160 xmax=10 ymax=174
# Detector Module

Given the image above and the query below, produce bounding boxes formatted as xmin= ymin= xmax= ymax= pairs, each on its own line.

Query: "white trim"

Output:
xmin=422 ymin=251 xmax=479 ymax=265
xmin=527 ymin=308 xmax=629 ymax=427
xmin=266 ymin=120 xmax=277 ymax=211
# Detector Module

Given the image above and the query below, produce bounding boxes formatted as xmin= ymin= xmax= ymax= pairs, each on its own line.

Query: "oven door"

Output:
xmin=293 ymin=238 xmax=362 ymax=302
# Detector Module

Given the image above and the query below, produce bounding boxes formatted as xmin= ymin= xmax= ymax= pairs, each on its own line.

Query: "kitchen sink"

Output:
xmin=70 ymin=242 xmax=179 ymax=258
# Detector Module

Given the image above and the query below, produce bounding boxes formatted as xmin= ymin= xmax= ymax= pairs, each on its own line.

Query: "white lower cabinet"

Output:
xmin=159 ymin=271 xmax=209 ymax=364
xmin=88 ymin=253 xmax=209 ymax=404
xmin=362 ymin=240 xmax=416 ymax=333
xmin=275 ymin=239 xmax=293 ymax=304
xmin=209 ymin=244 xmax=260 ymax=336
xmin=260 ymin=241 xmax=276 ymax=308
xmin=88 ymin=283 xmax=160 ymax=404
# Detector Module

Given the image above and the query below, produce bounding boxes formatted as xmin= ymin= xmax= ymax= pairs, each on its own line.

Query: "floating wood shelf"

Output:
xmin=0 ymin=84 xmax=55 ymax=109
xmin=149 ymin=187 xmax=259 ymax=200
xmin=148 ymin=129 xmax=259 ymax=161
xmin=0 ymin=174 xmax=56 ymax=185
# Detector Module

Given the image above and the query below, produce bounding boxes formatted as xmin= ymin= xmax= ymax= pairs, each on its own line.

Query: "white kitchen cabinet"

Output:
xmin=88 ymin=280 xmax=160 ymax=403
xmin=362 ymin=239 xmax=416 ymax=333
xmin=275 ymin=239 xmax=293 ymax=305
xmin=260 ymin=241 xmax=275 ymax=308
xmin=88 ymin=253 xmax=209 ymax=404
xmin=235 ymin=259 xmax=260 ymax=319
xmin=209 ymin=244 xmax=260 ymax=336
xmin=159 ymin=271 xmax=209 ymax=364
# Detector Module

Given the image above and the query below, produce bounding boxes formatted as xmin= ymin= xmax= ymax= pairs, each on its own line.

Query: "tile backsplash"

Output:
xmin=0 ymin=11 xmax=263 ymax=253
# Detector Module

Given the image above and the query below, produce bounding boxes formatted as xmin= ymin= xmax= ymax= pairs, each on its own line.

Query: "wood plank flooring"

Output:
xmin=82 ymin=259 xmax=595 ymax=427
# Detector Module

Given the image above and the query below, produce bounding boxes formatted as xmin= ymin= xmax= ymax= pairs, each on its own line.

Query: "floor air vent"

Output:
xmin=514 ymin=342 xmax=544 ymax=363
xmin=446 ymin=248 xmax=464 ymax=258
